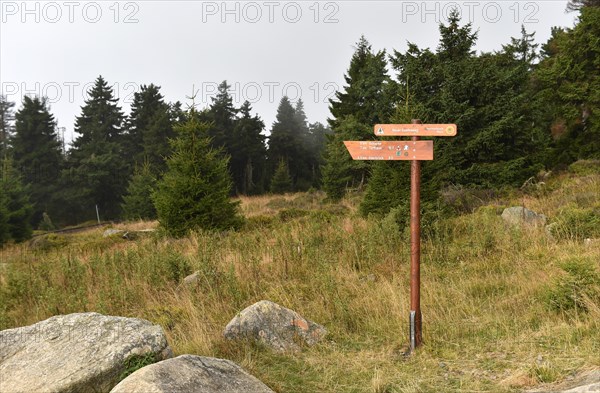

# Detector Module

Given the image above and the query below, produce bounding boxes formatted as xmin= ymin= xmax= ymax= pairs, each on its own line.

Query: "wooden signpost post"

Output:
xmin=344 ymin=119 xmax=457 ymax=353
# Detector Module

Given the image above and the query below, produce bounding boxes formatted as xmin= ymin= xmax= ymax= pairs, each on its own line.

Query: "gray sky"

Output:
xmin=1 ymin=1 xmax=577 ymax=144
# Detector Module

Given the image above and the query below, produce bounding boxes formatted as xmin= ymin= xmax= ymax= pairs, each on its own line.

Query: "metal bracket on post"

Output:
xmin=409 ymin=310 xmax=416 ymax=351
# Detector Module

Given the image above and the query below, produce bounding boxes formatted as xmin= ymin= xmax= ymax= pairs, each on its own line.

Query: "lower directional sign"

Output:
xmin=344 ymin=140 xmax=433 ymax=161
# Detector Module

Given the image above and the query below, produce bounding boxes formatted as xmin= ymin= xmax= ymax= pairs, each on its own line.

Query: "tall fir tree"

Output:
xmin=323 ymin=36 xmax=394 ymax=199
xmin=531 ymin=6 xmax=600 ymax=165
xmin=0 ymin=95 xmax=15 ymax=160
xmin=0 ymin=182 xmax=9 ymax=245
xmin=121 ymin=161 xmax=157 ymax=221
xmin=231 ymin=101 xmax=267 ymax=194
xmin=328 ymin=36 xmax=394 ymax=129
xmin=125 ymin=84 xmax=176 ymax=175
xmin=208 ymin=81 xmax=237 ymax=151
xmin=61 ymin=76 xmax=127 ymax=223
xmin=0 ymin=158 xmax=33 ymax=243
xmin=362 ymin=11 xmax=544 ymax=217
xmin=153 ymin=108 xmax=241 ymax=237
xmin=267 ymin=96 xmax=312 ymax=191
xmin=306 ymin=121 xmax=331 ymax=188
xmin=12 ymin=96 xmax=63 ymax=225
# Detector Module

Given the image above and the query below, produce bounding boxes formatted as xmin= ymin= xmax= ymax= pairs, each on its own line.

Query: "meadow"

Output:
xmin=1 ymin=164 xmax=599 ymax=393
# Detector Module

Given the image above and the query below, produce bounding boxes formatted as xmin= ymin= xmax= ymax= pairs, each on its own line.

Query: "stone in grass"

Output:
xmin=223 ymin=300 xmax=327 ymax=352
xmin=110 ymin=355 xmax=275 ymax=393
xmin=501 ymin=206 xmax=547 ymax=226
xmin=0 ymin=312 xmax=172 ymax=393
xmin=181 ymin=271 xmax=201 ymax=287
xmin=103 ymin=228 xmax=125 ymax=237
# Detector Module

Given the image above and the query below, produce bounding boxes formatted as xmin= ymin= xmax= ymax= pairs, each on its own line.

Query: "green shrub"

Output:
xmin=568 ymin=159 xmax=600 ymax=176
xmin=278 ymin=208 xmax=309 ymax=221
xmin=544 ymin=257 xmax=600 ymax=313
xmin=548 ymin=204 xmax=600 ymax=240
xmin=382 ymin=200 xmax=452 ymax=241
xmin=440 ymin=185 xmax=499 ymax=214
xmin=146 ymin=306 xmax=185 ymax=331
xmin=309 ymin=210 xmax=334 ymax=222
xmin=165 ymin=252 xmax=192 ymax=283
xmin=28 ymin=233 xmax=67 ymax=251
xmin=119 ymin=353 xmax=159 ymax=381
xmin=244 ymin=215 xmax=277 ymax=230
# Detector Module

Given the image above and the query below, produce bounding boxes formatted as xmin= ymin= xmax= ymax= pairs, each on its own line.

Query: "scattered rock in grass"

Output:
xmin=223 ymin=300 xmax=327 ymax=352
xmin=181 ymin=271 xmax=200 ymax=287
xmin=121 ymin=229 xmax=156 ymax=240
xmin=103 ymin=228 xmax=124 ymax=237
xmin=501 ymin=206 xmax=547 ymax=226
xmin=0 ymin=312 xmax=172 ymax=393
xmin=110 ymin=355 xmax=275 ymax=393
xmin=584 ymin=238 xmax=599 ymax=248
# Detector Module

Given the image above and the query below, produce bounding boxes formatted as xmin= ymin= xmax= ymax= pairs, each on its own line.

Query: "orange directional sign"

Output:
xmin=344 ymin=141 xmax=433 ymax=161
xmin=374 ymin=124 xmax=457 ymax=137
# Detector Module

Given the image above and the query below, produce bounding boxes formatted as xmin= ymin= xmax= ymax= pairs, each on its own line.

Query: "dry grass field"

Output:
xmin=1 ymin=165 xmax=599 ymax=392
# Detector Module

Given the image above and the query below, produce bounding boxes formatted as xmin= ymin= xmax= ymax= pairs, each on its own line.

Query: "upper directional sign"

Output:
xmin=374 ymin=124 xmax=457 ymax=137
xmin=344 ymin=141 xmax=433 ymax=161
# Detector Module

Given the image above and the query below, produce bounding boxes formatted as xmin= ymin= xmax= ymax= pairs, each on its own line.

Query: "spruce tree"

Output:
xmin=0 ymin=158 xmax=33 ymax=243
xmin=0 ymin=95 xmax=15 ymax=160
xmin=61 ymin=76 xmax=127 ymax=223
xmin=153 ymin=109 xmax=241 ymax=237
xmin=329 ymin=36 xmax=394 ymax=129
xmin=324 ymin=36 xmax=394 ymax=199
xmin=306 ymin=121 xmax=331 ymax=188
xmin=208 ymin=81 xmax=237 ymax=151
xmin=142 ymin=103 xmax=178 ymax=175
xmin=231 ymin=101 xmax=266 ymax=194
xmin=531 ymin=6 xmax=600 ymax=164
xmin=270 ymin=160 xmax=292 ymax=194
xmin=125 ymin=84 xmax=175 ymax=175
xmin=321 ymin=133 xmax=353 ymax=201
xmin=0 ymin=180 xmax=10 ymax=245
xmin=122 ymin=161 xmax=157 ymax=221
xmin=12 ymin=96 xmax=63 ymax=224
xmin=267 ymin=96 xmax=313 ymax=190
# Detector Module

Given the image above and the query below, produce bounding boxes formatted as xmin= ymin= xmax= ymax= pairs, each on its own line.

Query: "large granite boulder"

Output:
xmin=501 ymin=206 xmax=547 ymax=226
xmin=0 ymin=312 xmax=172 ymax=393
xmin=110 ymin=355 xmax=274 ymax=393
xmin=223 ymin=300 xmax=326 ymax=352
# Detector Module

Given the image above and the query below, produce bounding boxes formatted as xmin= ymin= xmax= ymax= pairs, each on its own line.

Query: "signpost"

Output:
xmin=344 ymin=119 xmax=457 ymax=353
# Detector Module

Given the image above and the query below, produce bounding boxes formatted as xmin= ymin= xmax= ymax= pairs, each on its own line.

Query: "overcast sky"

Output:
xmin=1 ymin=1 xmax=577 ymax=144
